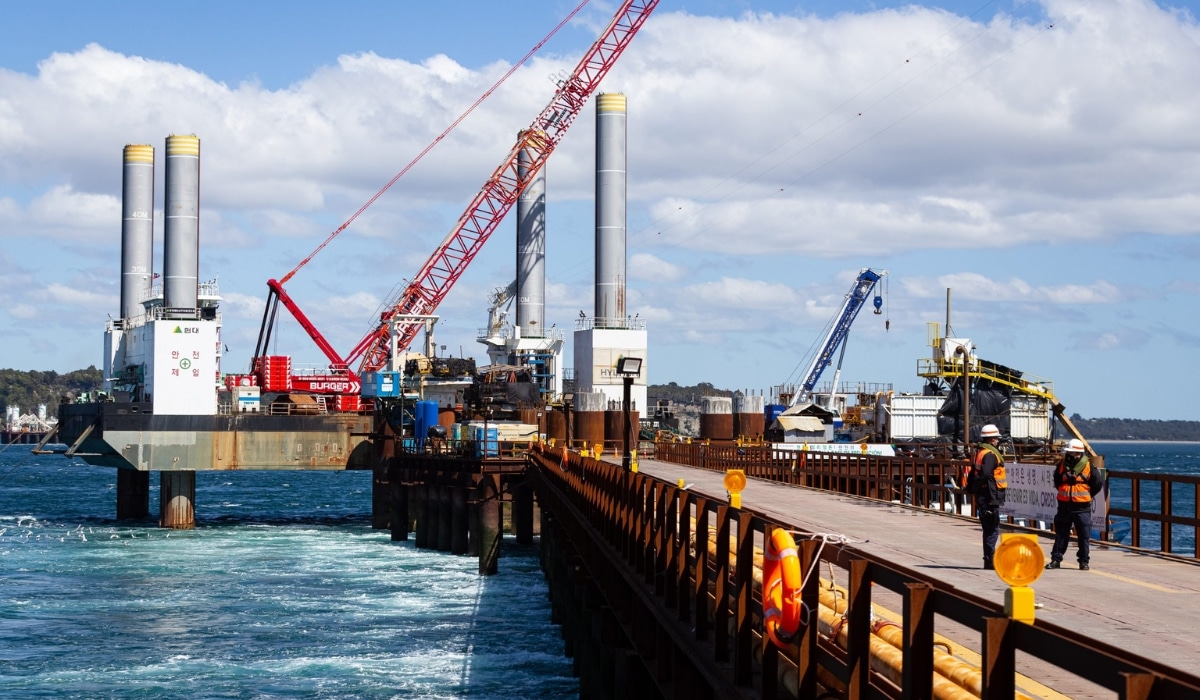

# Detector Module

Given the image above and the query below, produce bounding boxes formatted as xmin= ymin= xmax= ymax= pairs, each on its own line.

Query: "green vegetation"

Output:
xmin=1 ymin=367 xmax=103 ymax=415
xmin=1070 ymin=413 xmax=1200 ymax=442
xmin=647 ymin=382 xmax=732 ymax=404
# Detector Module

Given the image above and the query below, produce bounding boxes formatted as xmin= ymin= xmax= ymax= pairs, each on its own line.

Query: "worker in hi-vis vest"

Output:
xmin=966 ymin=424 xmax=1007 ymax=570
xmin=1046 ymin=438 xmax=1105 ymax=571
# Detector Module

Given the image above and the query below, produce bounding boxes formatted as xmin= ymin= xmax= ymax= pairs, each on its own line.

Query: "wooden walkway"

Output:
xmin=635 ymin=456 xmax=1200 ymax=698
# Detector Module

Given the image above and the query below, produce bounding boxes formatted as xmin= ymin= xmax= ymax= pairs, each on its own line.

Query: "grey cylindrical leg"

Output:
xmin=159 ymin=471 xmax=195 ymax=529
xmin=116 ymin=469 xmax=149 ymax=520
xmin=437 ymin=487 xmax=452 ymax=551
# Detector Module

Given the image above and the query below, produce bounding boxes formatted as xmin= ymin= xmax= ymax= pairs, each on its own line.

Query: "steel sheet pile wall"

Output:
xmin=733 ymin=393 xmax=765 ymax=440
xmin=546 ymin=408 xmax=567 ymax=442
xmin=700 ymin=396 xmax=733 ymax=441
xmin=574 ymin=391 xmax=607 ymax=447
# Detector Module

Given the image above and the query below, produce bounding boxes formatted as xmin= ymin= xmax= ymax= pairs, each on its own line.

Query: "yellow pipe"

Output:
xmin=698 ymin=526 xmax=1037 ymax=700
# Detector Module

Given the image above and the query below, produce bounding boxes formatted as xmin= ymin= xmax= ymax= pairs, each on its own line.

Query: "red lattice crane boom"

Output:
xmin=347 ymin=0 xmax=659 ymax=373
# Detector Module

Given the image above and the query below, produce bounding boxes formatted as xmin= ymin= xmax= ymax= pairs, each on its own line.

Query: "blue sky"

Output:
xmin=2 ymin=0 xmax=1199 ymax=421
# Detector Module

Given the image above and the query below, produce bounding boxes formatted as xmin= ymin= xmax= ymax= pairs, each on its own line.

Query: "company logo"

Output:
xmin=172 ymin=326 xmax=199 ymax=334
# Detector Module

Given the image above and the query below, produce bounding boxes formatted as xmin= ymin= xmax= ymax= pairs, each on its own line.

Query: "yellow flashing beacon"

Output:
xmin=994 ymin=533 xmax=1044 ymax=623
xmin=724 ymin=469 xmax=747 ymax=509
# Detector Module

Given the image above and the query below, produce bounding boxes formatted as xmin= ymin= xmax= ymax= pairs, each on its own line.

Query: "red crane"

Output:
xmin=252 ymin=0 xmax=659 ymax=396
xmin=348 ymin=0 xmax=660 ymax=373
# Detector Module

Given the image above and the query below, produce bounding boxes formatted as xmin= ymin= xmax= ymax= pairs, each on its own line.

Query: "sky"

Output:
xmin=2 ymin=0 xmax=1199 ymax=421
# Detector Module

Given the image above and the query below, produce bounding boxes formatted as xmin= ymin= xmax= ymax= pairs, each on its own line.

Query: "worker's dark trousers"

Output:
xmin=979 ymin=507 xmax=1001 ymax=566
xmin=1050 ymin=507 xmax=1092 ymax=565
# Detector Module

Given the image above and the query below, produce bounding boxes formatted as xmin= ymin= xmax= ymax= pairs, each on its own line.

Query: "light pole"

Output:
xmin=616 ymin=357 xmax=642 ymax=471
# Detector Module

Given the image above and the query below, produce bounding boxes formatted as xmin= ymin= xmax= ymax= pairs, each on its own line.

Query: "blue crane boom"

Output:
xmin=789 ymin=268 xmax=887 ymax=407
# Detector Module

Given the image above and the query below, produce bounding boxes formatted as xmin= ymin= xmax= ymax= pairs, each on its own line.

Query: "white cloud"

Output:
xmin=45 ymin=282 xmax=113 ymax=308
xmin=629 ymin=252 xmax=685 ymax=282
xmin=902 ymin=273 xmax=1122 ymax=304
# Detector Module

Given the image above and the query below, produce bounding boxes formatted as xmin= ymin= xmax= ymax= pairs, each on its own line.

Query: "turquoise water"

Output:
xmin=1095 ymin=440 xmax=1200 ymax=555
xmin=0 ymin=446 xmax=577 ymax=699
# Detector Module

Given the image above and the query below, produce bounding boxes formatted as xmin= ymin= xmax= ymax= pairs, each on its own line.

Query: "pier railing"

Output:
xmin=1107 ymin=469 xmax=1200 ymax=558
xmin=655 ymin=442 xmax=1200 ymax=560
xmin=530 ymin=446 xmax=1200 ymax=699
xmin=656 ymin=442 xmax=966 ymax=514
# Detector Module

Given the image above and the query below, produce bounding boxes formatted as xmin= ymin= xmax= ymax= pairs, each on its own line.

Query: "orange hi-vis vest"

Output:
xmin=1057 ymin=458 xmax=1093 ymax=503
xmin=973 ymin=443 xmax=1007 ymax=490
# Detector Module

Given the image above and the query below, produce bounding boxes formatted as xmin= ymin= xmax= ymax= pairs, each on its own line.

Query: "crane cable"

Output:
xmin=278 ymin=0 xmax=593 ymax=286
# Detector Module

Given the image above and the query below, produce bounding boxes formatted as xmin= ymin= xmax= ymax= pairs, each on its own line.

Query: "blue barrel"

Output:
xmin=451 ymin=423 xmax=462 ymax=443
xmin=415 ymin=400 xmax=438 ymax=447
xmin=475 ymin=426 xmax=499 ymax=457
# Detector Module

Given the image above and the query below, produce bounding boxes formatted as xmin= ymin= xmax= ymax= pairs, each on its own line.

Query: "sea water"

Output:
xmin=0 ymin=446 xmax=577 ymax=699
xmin=1095 ymin=440 xmax=1200 ymax=555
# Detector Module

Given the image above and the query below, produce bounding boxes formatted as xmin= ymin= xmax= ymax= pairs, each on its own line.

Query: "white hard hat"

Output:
xmin=980 ymin=424 xmax=1001 ymax=438
xmin=1065 ymin=438 xmax=1086 ymax=453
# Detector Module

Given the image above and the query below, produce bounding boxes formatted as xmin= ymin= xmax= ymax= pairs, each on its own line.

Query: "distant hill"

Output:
xmin=1069 ymin=414 xmax=1200 ymax=442
xmin=0 ymin=367 xmax=103 ymax=416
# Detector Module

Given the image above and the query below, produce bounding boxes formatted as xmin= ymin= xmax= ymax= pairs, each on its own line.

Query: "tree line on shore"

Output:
xmin=1 ymin=367 xmax=103 ymax=417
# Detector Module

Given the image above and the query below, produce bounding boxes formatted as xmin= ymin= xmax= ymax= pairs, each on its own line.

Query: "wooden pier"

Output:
xmin=495 ymin=444 xmax=1200 ymax=700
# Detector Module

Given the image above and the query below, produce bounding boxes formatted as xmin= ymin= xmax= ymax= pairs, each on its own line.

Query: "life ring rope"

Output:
xmin=763 ymin=531 xmax=858 ymax=649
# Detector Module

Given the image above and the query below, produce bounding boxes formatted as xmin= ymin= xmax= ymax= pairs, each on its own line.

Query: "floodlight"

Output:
xmin=616 ymin=356 xmax=642 ymax=376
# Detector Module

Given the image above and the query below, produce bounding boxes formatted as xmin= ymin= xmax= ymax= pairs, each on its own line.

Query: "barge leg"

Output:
xmin=159 ymin=471 xmax=195 ymax=529
xmin=116 ymin=469 xmax=150 ymax=520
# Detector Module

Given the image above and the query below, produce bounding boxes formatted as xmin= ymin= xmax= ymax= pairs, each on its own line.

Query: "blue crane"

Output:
xmin=788 ymin=268 xmax=887 ymax=407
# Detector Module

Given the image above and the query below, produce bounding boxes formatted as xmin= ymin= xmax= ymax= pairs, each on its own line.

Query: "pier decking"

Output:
xmin=633 ymin=455 xmax=1200 ymax=697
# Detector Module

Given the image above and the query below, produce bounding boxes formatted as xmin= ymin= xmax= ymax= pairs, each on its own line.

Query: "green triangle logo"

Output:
xmin=174 ymin=326 xmax=183 ymax=333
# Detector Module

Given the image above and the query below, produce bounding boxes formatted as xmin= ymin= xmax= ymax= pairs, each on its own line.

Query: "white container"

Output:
xmin=1010 ymin=395 xmax=1050 ymax=439
xmin=888 ymin=395 xmax=943 ymax=439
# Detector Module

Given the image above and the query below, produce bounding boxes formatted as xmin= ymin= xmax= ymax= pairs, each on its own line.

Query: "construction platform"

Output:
xmin=632 ymin=455 xmax=1200 ymax=698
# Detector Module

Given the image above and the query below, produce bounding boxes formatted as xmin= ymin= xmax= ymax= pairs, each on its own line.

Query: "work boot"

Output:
xmin=1045 ymin=560 xmax=1061 ymax=570
xmin=982 ymin=559 xmax=994 ymax=570
xmin=1079 ymin=562 xmax=1090 ymax=571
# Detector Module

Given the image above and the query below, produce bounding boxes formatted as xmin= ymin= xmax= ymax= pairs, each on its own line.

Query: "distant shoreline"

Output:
xmin=1090 ymin=439 xmax=1200 ymax=445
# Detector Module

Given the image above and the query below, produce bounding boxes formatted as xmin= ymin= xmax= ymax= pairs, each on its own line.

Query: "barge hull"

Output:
xmin=54 ymin=402 xmax=374 ymax=472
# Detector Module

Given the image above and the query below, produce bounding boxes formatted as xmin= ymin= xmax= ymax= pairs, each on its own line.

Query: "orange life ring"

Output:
xmin=763 ymin=529 xmax=803 ymax=648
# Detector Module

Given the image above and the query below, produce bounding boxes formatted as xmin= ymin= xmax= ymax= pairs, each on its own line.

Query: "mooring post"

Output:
xmin=514 ymin=477 xmax=534 ymax=545
xmin=414 ymin=483 xmax=430 ymax=549
xmin=159 ymin=470 xmax=195 ymax=529
xmin=116 ymin=469 xmax=149 ymax=520
xmin=388 ymin=460 xmax=409 ymax=542
xmin=479 ymin=475 xmax=501 ymax=575
xmin=372 ymin=464 xmax=390 ymax=530
xmin=437 ymin=485 xmax=453 ymax=551
xmin=451 ymin=483 xmax=469 ymax=554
